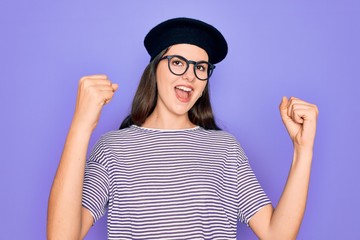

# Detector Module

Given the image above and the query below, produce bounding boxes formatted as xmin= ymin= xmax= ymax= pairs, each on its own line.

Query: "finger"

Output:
xmin=80 ymin=74 xmax=111 ymax=84
xmin=96 ymin=85 xmax=117 ymax=91
xmin=80 ymin=79 xmax=113 ymax=90
xmin=290 ymin=102 xmax=317 ymax=122
xmin=101 ymin=86 xmax=117 ymax=100
xmin=292 ymin=108 xmax=305 ymax=124
xmin=287 ymin=97 xmax=314 ymax=118
xmin=101 ymin=91 xmax=115 ymax=105
xmin=96 ymin=85 xmax=118 ymax=98
xmin=287 ymin=97 xmax=295 ymax=119
xmin=84 ymin=78 xmax=112 ymax=85
xmin=289 ymin=103 xmax=317 ymax=122
xmin=279 ymin=96 xmax=289 ymax=117
xmin=81 ymin=74 xmax=108 ymax=80
xmin=81 ymin=85 xmax=114 ymax=98
xmin=111 ymin=83 xmax=119 ymax=92
xmin=292 ymin=107 xmax=319 ymax=124
xmin=279 ymin=96 xmax=288 ymax=110
xmin=79 ymin=75 xmax=107 ymax=87
xmin=288 ymin=97 xmax=315 ymax=108
xmin=291 ymin=103 xmax=316 ymax=112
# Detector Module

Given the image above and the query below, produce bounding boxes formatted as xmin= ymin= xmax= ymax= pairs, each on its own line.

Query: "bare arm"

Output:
xmin=47 ymin=75 xmax=118 ymax=239
xmin=250 ymin=97 xmax=319 ymax=240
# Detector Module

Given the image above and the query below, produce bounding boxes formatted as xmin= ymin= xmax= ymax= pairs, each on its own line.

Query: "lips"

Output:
xmin=175 ymin=85 xmax=193 ymax=102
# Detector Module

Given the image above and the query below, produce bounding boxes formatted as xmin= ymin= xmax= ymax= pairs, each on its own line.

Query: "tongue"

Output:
xmin=175 ymin=88 xmax=190 ymax=99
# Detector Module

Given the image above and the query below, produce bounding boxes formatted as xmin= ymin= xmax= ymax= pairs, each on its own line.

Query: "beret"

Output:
xmin=144 ymin=17 xmax=228 ymax=64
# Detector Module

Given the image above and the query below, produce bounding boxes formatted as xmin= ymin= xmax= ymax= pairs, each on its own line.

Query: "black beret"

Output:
xmin=144 ymin=17 xmax=228 ymax=64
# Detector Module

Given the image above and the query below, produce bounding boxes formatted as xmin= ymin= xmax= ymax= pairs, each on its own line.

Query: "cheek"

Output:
xmin=156 ymin=66 xmax=173 ymax=88
xmin=156 ymin=76 xmax=169 ymax=94
xmin=155 ymin=70 xmax=166 ymax=91
xmin=197 ymin=82 xmax=208 ymax=94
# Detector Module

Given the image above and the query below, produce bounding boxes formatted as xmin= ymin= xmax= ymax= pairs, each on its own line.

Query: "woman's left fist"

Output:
xmin=279 ymin=97 xmax=319 ymax=149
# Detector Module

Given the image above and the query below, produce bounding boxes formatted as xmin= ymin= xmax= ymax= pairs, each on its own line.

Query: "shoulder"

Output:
xmin=88 ymin=127 xmax=137 ymax=164
xmin=201 ymin=129 xmax=248 ymax=162
xmin=197 ymin=128 xmax=243 ymax=151
xmin=98 ymin=126 xmax=138 ymax=143
xmin=199 ymin=128 xmax=239 ymax=145
xmin=89 ymin=127 xmax=135 ymax=156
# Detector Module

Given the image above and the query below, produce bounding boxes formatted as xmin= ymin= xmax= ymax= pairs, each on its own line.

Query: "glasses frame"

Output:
xmin=160 ymin=55 xmax=216 ymax=81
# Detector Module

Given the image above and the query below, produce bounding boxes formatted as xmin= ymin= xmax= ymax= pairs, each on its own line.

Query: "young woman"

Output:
xmin=47 ymin=18 xmax=318 ymax=239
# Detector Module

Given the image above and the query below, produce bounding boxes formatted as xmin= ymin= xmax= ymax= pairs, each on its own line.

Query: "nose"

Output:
xmin=182 ymin=63 xmax=196 ymax=82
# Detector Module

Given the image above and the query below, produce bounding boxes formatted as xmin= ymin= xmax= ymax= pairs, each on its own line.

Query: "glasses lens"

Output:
xmin=168 ymin=56 xmax=187 ymax=75
xmin=195 ymin=62 xmax=210 ymax=80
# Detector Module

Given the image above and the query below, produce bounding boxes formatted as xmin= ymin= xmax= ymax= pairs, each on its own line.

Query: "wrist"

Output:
xmin=71 ymin=114 xmax=97 ymax=133
xmin=69 ymin=118 xmax=95 ymax=138
xmin=292 ymin=145 xmax=314 ymax=167
xmin=293 ymin=142 xmax=314 ymax=154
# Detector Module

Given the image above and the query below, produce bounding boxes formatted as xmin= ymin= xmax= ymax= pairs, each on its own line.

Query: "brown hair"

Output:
xmin=120 ymin=49 xmax=220 ymax=130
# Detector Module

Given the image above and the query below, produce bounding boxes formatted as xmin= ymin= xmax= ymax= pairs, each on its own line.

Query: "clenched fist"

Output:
xmin=279 ymin=97 xmax=319 ymax=150
xmin=72 ymin=75 xmax=118 ymax=131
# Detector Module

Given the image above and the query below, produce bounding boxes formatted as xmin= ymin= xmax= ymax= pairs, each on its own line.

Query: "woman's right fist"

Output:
xmin=72 ymin=75 xmax=118 ymax=131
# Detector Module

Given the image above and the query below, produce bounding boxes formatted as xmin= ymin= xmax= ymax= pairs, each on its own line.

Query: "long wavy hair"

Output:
xmin=120 ymin=49 xmax=220 ymax=130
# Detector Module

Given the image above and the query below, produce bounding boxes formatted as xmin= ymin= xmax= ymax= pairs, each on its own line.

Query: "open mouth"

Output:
xmin=175 ymin=85 xmax=193 ymax=102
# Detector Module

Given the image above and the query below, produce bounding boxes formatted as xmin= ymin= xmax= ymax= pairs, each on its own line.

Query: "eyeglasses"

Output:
xmin=160 ymin=55 xmax=215 ymax=81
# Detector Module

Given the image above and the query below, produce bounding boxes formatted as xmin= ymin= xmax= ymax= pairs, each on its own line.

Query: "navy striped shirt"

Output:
xmin=82 ymin=125 xmax=271 ymax=239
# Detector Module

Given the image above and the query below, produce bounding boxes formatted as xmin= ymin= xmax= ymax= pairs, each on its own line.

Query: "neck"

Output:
xmin=142 ymin=108 xmax=196 ymax=130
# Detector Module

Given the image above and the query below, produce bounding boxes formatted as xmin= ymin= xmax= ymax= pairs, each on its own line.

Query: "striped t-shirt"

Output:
xmin=82 ymin=125 xmax=271 ymax=239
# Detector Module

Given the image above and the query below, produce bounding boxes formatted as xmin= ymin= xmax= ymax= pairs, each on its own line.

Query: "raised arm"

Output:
xmin=249 ymin=96 xmax=319 ymax=240
xmin=47 ymin=75 xmax=118 ymax=239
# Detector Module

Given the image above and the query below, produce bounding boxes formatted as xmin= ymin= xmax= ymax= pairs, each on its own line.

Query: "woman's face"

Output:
xmin=155 ymin=44 xmax=208 ymax=118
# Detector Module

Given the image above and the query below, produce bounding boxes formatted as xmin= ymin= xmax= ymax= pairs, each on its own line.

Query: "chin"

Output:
xmin=171 ymin=103 xmax=194 ymax=116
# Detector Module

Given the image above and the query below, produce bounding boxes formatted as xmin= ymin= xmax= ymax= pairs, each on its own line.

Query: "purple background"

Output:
xmin=1 ymin=1 xmax=359 ymax=239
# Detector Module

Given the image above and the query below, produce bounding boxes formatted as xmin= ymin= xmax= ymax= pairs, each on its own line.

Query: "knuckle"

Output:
xmin=80 ymin=76 xmax=91 ymax=87
xmin=79 ymin=77 xmax=86 ymax=85
xmin=315 ymin=106 xmax=319 ymax=116
xmin=311 ymin=104 xmax=319 ymax=114
xmin=84 ymin=83 xmax=93 ymax=91
xmin=80 ymin=75 xmax=91 ymax=83
xmin=105 ymin=79 xmax=112 ymax=85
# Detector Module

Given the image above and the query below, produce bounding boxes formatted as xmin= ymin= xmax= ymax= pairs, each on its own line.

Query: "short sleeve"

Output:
xmin=237 ymin=145 xmax=271 ymax=225
xmin=82 ymin=138 xmax=110 ymax=224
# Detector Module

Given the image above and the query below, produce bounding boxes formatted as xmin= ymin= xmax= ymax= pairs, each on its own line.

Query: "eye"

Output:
xmin=196 ymin=63 xmax=208 ymax=72
xmin=170 ymin=57 xmax=185 ymax=67
xmin=173 ymin=60 xmax=182 ymax=66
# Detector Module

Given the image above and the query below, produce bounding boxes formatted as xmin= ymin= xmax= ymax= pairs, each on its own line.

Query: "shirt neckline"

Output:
xmin=131 ymin=124 xmax=200 ymax=132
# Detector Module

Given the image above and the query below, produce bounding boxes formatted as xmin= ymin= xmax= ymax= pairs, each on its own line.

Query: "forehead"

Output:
xmin=166 ymin=44 xmax=209 ymax=61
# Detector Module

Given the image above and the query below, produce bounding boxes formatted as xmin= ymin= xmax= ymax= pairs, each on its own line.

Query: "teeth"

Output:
xmin=175 ymin=86 xmax=192 ymax=92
